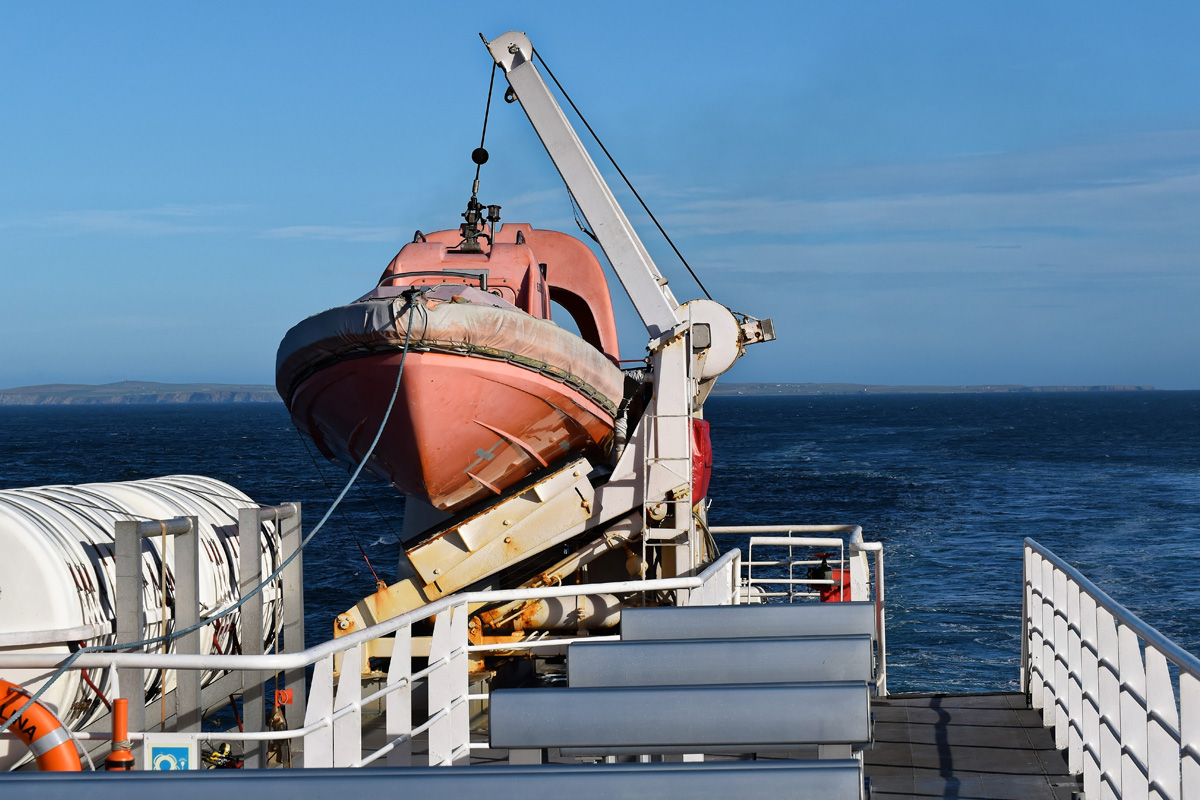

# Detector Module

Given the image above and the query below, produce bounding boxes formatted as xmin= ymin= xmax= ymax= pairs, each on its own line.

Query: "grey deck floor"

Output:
xmin=864 ymin=693 xmax=1081 ymax=800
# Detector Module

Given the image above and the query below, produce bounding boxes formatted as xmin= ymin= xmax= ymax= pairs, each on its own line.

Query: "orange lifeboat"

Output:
xmin=0 ymin=679 xmax=82 ymax=771
xmin=276 ymin=223 xmax=626 ymax=513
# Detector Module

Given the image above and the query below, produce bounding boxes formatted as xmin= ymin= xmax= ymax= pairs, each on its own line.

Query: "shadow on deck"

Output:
xmin=864 ymin=693 xmax=1081 ymax=800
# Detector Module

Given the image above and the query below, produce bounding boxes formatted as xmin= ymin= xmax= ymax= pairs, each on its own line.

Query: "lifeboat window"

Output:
xmin=549 ymin=299 xmax=583 ymax=338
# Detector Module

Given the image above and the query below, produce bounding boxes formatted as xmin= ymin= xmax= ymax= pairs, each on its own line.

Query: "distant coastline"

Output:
xmin=0 ymin=381 xmax=280 ymax=405
xmin=709 ymin=382 xmax=1157 ymax=396
xmin=0 ymin=380 xmax=1161 ymax=405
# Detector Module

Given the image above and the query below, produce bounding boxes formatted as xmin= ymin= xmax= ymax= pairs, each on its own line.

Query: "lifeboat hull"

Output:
xmin=277 ymin=290 xmax=625 ymax=512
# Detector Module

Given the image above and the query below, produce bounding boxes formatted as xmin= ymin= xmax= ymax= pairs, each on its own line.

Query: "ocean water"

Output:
xmin=2 ymin=392 xmax=1198 ymax=693
xmin=706 ymin=392 xmax=1200 ymax=692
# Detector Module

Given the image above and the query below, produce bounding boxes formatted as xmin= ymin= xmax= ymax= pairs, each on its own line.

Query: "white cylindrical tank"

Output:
xmin=0 ymin=475 xmax=282 ymax=770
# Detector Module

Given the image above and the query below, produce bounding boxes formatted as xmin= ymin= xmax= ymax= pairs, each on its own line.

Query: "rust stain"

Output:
xmin=466 ymin=616 xmax=484 ymax=645
xmin=516 ymin=601 xmax=543 ymax=632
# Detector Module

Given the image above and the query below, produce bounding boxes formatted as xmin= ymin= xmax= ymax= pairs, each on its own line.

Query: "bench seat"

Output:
xmin=620 ymin=601 xmax=877 ymax=642
xmin=0 ymin=760 xmax=865 ymax=800
xmin=489 ymin=681 xmax=871 ymax=754
xmin=568 ymin=634 xmax=873 ymax=687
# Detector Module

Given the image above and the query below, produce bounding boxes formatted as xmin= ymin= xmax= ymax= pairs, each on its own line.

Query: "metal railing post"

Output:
xmin=1097 ymin=607 xmax=1123 ymax=796
xmin=302 ymin=655 xmax=334 ymax=767
xmin=114 ymin=516 xmax=194 ymax=757
xmin=332 ymin=644 xmax=362 ymax=767
xmin=731 ymin=551 xmax=742 ymax=605
xmin=1041 ymin=558 xmax=1056 ymax=729
xmin=385 ymin=626 xmax=413 ymax=766
xmin=238 ymin=507 xmax=266 ymax=768
xmin=427 ymin=607 xmax=454 ymax=765
xmin=1066 ymin=580 xmax=1083 ymax=773
xmin=175 ymin=517 xmax=201 ymax=733
xmin=424 ymin=604 xmax=471 ymax=766
xmin=1021 ymin=546 xmax=1031 ymax=695
xmin=1181 ymin=672 xmax=1200 ymax=800
xmin=875 ymin=548 xmax=887 ymax=697
xmin=280 ymin=504 xmax=306 ymax=733
xmin=1029 ymin=552 xmax=1046 ymax=711
xmin=449 ymin=602 xmax=470 ymax=765
xmin=1080 ymin=591 xmax=1102 ymax=800
xmin=1118 ymin=623 xmax=1149 ymax=798
xmin=114 ymin=519 xmax=146 ymax=763
xmin=1053 ymin=567 xmax=1070 ymax=749
xmin=1146 ymin=647 xmax=1181 ymax=798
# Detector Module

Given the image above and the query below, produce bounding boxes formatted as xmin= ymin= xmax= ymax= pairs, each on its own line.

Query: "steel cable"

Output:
xmin=0 ymin=296 xmax=422 ymax=739
xmin=532 ymin=48 xmax=713 ymax=301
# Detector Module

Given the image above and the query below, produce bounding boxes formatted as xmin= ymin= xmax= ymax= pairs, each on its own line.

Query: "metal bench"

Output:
xmin=0 ymin=761 xmax=865 ymax=800
xmin=489 ymin=681 xmax=871 ymax=759
xmin=568 ymin=634 xmax=873 ymax=687
xmin=620 ymin=601 xmax=877 ymax=642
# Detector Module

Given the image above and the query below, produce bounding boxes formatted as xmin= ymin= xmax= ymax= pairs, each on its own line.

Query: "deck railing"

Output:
xmin=4 ymin=523 xmax=886 ymax=770
xmin=0 ymin=547 xmax=742 ymax=769
xmin=710 ymin=524 xmax=886 ymax=696
xmin=1023 ymin=538 xmax=1200 ymax=800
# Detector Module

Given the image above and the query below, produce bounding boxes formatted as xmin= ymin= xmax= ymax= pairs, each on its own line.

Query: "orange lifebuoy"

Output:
xmin=0 ymin=679 xmax=82 ymax=771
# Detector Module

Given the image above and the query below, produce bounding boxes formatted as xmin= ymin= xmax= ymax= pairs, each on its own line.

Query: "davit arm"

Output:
xmin=331 ymin=32 xmax=775 ymax=655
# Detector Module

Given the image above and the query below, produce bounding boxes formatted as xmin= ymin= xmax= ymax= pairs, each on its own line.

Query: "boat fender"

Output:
xmin=0 ymin=679 xmax=83 ymax=771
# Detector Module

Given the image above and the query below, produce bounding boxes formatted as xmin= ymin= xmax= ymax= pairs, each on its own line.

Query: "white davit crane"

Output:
xmin=335 ymin=31 xmax=774 ymax=644
xmin=485 ymin=31 xmax=683 ymax=340
xmin=485 ymin=28 xmax=775 ymax=556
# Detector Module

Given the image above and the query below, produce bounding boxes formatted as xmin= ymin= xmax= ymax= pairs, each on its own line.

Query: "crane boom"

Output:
xmin=486 ymin=31 xmax=682 ymax=340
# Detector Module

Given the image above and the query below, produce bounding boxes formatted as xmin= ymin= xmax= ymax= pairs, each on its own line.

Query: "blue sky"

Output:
xmin=2 ymin=3 xmax=1199 ymax=389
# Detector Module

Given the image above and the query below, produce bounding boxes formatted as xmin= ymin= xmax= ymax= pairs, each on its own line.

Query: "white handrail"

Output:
xmin=0 ymin=555 xmax=738 ymax=671
xmin=0 ymin=548 xmax=743 ymax=770
xmin=1023 ymin=538 xmax=1200 ymax=800
xmin=6 ymin=538 xmax=893 ymax=770
xmin=709 ymin=523 xmax=886 ymax=696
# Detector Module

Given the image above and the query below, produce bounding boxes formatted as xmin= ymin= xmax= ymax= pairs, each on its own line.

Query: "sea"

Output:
xmin=2 ymin=391 xmax=1198 ymax=694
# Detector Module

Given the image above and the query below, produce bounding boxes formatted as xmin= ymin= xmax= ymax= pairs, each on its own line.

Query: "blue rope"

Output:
xmin=0 ymin=297 xmax=421 ymax=739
